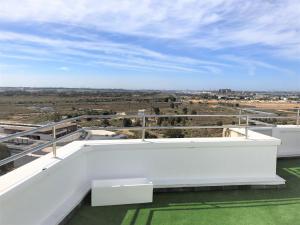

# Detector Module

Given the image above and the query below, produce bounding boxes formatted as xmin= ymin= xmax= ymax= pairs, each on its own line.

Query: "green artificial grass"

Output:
xmin=66 ymin=158 xmax=300 ymax=225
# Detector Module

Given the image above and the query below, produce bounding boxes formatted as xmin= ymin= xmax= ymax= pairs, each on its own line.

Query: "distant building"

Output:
xmin=86 ymin=130 xmax=127 ymax=140
xmin=0 ymin=123 xmax=78 ymax=141
xmin=137 ymin=109 xmax=146 ymax=117
xmin=218 ymin=89 xmax=232 ymax=94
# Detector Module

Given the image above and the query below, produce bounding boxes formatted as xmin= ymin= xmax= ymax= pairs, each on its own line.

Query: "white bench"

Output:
xmin=91 ymin=178 xmax=153 ymax=206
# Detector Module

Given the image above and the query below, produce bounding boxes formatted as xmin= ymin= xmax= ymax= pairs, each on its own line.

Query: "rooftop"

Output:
xmin=0 ymin=111 xmax=299 ymax=225
xmin=67 ymin=158 xmax=300 ymax=225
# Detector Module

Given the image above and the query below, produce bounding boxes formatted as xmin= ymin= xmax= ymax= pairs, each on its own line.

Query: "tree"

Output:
xmin=157 ymin=117 xmax=163 ymax=126
xmin=145 ymin=131 xmax=158 ymax=139
xmin=170 ymin=102 xmax=175 ymax=109
xmin=152 ymin=107 xmax=160 ymax=115
xmin=102 ymin=110 xmax=115 ymax=115
xmin=123 ymin=118 xmax=132 ymax=127
xmin=164 ymin=129 xmax=185 ymax=138
xmin=134 ymin=119 xmax=141 ymax=127
xmin=168 ymin=118 xmax=176 ymax=126
xmin=191 ymin=110 xmax=197 ymax=115
xmin=52 ymin=112 xmax=61 ymax=122
xmin=101 ymin=119 xmax=110 ymax=127
xmin=182 ymin=107 xmax=188 ymax=115
xmin=169 ymin=96 xmax=176 ymax=102
xmin=217 ymin=121 xmax=223 ymax=126
xmin=176 ymin=117 xmax=182 ymax=124
xmin=164 ymin=96 xmax=176 ymax=102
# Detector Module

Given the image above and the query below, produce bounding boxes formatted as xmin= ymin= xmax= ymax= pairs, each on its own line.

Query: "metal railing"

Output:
xmin=0 ymin=110 xmax=299 ymax=168
xmin=297 ymin=109 xmax=300 ymax=126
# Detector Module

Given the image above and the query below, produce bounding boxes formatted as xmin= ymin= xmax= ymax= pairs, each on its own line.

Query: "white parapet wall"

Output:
xmin=0 ymin=132 xmax=284 ymax=225
xmin=84 ymin=136 xmax=283 ymax=188
xmin=250 ymin=125 xmax=300 ymax=157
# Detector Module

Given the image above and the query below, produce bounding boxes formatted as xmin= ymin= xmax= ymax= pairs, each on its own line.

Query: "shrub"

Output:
xmin=164 ymin=129 xmax=185 ymax=138
xmin=123 ymin=118 xmax=132 ymax=127
xmin=182 ymin=107 xmax=188 ymax=114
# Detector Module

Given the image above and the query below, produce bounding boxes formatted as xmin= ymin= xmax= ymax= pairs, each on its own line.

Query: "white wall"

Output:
xmin=84 ymin=140 xmax=282 ymax=187
xmin=0 ymin=144 xmax=88 ymax=225
xmin=251 ymin=125 xmax=300 ymax=157
xmin=0 ymin=134 xmax=284 ymax=225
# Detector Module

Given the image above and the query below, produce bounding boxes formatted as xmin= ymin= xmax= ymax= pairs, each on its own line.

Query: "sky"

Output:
xmin=0 ymin=0 xmax=300 ymax=91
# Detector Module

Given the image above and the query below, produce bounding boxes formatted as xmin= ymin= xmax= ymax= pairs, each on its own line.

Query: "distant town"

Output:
xmin=1 ymin=87 xmax=300 ymax=101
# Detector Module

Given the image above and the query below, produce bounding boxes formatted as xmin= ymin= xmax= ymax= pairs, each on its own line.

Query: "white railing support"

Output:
xmin=297 ymin=109 xmax=300 ymax=126
xmin=245 ymin=115 xmax=249 ymax=139
xmin=52 ymin=126 xmax=57 ymax=157
xmin=142 ymin=115 xmax=146 ymax=141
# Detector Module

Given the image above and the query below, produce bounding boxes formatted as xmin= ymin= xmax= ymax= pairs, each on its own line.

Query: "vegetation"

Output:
xmin=152 ymin=107 xmax=160 ymax=115
xmin=1 ymin=89 xmax=295 ymax=137
xmin=182 ymin=107 xmax=188 ymax=114
xmin=123 ymin=118 xmax=132 ymax=127
xmin=164 ymin=129 xmax=185 ymax=138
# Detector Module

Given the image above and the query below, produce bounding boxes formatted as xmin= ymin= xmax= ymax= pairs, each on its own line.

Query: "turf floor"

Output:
xmin=66 ymin=158 xmax=300 ymax=225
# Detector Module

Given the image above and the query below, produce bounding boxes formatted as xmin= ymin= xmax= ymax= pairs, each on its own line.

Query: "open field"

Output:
xmin=239 ymin=101 xmax=300 ymax=110
xmin=0 ymin=91 xmax=238 ymax=124
xmin=0 ymin=90 xmax=299 ymax=138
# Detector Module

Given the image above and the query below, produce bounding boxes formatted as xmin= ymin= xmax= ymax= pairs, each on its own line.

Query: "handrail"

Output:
xmin=0 ymin=123 xmax=266 ymax=168
xmin=0 ymin=111 xmax=299 ymax=168
xmin=0 ymin=128 xmax=84 ymax=167
xmin=84 ymin=124 xmax=262 ymax=131
xmin=0 ymin=114 xmax=139 ymax=143
xmin=1 ymin=114 xmax=297 ymax=144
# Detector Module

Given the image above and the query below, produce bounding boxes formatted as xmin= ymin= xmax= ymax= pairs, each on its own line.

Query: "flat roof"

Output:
xmin=0 ymin=122 xmax=77 ymax=133
xmin=66 ymin=158 xmax=300 ymax=225
xmin=88 ymin=130 xmax=116 ymax=136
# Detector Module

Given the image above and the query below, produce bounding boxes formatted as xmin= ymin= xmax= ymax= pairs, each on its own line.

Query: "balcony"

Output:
xmin=66 ymin=157 xmax=300 ymax=225
xmin=0 ymin=112 xmax=299 ymax=225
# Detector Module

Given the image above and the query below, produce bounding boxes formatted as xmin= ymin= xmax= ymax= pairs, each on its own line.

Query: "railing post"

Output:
xmin=297 ymin=109 xmax=300 ymax=126
xmin=142 ymin=114 xmax=146 ymax=141
xmin=52 ymin=125 xmax=57 ymax=157
xmin=245 ymin=115 xmax=249 ymax=138
xmin=238 ymin=109 xmax=242 ymax=125
xmin=138 ymin=109 xmax=146 ymax=141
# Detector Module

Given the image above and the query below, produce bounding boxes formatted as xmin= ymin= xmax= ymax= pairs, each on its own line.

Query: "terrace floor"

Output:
xmin=66 ymin=158 xmax=300 ymax=225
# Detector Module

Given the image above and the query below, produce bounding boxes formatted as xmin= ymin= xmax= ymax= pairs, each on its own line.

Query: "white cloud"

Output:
xmin=0 ymin=0 xmax=299 ymax=53
xmin=220 ymin=55 xmax=295 ymax=76
xmin=0 ymin=30 xmax=231 ymax=73
xmin=58 ymin=66 xmax=69 ymax=71
xmin=0 ymin=0 xmax=299 ymax=77
xmin=0 ymin=0 xmax=230 ymax=38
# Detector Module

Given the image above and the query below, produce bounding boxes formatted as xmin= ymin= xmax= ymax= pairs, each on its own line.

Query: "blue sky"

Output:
xmin=0 ymin=0 xmax=299 ymax=91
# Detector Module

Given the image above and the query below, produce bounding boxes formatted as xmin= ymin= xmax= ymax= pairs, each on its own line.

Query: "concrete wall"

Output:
xmin=251 ymin=125 xmax=300 ymax=157
xmin=0 ymin=143 xmax=89 ymax=225
xmin=0 ymin=134 xmax=283 ymax=225
xmin=85 ymin=139 xmax=282 ymax=188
